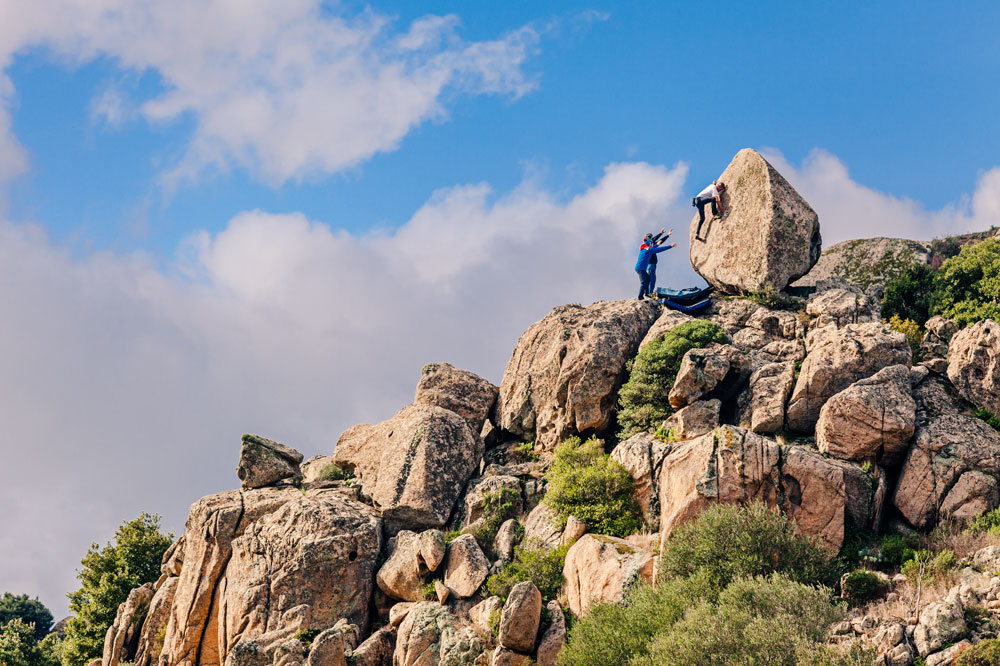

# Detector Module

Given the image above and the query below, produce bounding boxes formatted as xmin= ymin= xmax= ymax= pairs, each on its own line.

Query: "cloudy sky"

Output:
xmin=1 ymin=1 xmax=999 ymax=617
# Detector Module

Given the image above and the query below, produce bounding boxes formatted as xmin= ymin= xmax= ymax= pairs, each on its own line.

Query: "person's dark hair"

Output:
xmin=717 ymin=181 xmax=726 ymax=191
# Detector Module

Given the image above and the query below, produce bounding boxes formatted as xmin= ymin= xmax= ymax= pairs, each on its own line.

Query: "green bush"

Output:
xmin=0 ymin=594 xmax=53 ymax=642
xmin=967 ymin=506 xmax=1000 ymax=535
xmin=0 ymin=619 xmax=61 ymax=666
xmin=318 ymin=463 xmax=352 ymax=482
xmin=975 ymin=409 xmax=1000 ymax=433
xmin=796 ymin=643 xmax=878 ymax=666
xmin=901 ymin=549 xmax=958 ymax=584
xmin=557 ymin=572 xmax=711 ymax=666
xmin=658 ymin=502 xmax=841 ymax=591
xmin=955 ymin=638 xmax=1000 ymax=666
xmin=473 ymin=488 xmax=522 ymax=550
xmin=877 ymin=533 xmax=922 ymax=568
xmin=63 ymin=514 xmax=174 ymax=666
xmin=745 ymin=288 xmax=803 ymax=311
xmin=841 ymin=570 xmax=887 ymax=605
xmin=617 ymin=321 xmax=728 ymax=438
xmin=543 ymin=436 xmax=643 ymax=538
xmin=931 ymin=237 xmax=1000 ymax=326
xmin=886 ymin=315 xmax=923 ymax=361
xmin=485 ymin=539 xmax=568 ymax=601
xmin=640 ymin=575 xmax=843 ymax=666
xmin=882 ymin=262 xmax=935 ymax=326
xmin=508 ymin=441 xmax=539 ymax=463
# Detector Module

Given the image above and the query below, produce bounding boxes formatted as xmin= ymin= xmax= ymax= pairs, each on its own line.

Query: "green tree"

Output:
xmin=0 ymin=619 xmax=61 ymax=666
xmin=881 ymin=262 xmax=935 ymax=325
xmin=0 ymin=595 xmax=53 ymax=642
xmin=62 ymin=514 xmax=173 ymax=666
xmin=617 ymin=321 xmax=728 ymax=439
xmin=931 ymin=237 xmax=1000 ymax=325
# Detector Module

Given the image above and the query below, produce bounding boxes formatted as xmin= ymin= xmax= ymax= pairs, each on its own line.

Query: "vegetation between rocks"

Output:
xmin=485 ymin=539 xmax=568 ymax=602
xmin=543 ymin=435 xmax=643 ymax=538
xmin=318 ymin=462 xmax=353 ymax=482
xmin=617 ymin=320 xmax=728 ymax=439
xmin=955 ymin=637 xmax=1000 ymax=665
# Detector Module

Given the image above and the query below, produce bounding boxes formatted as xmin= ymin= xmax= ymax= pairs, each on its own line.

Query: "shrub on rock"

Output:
xmin=486 ymin=539 xmax=568 ymax=602
xmin=882 ymin=261 xmax=935 ymax=326
xmin=542 ymin=436 xmax=643 ymax=538
xmin=932 ymin=237 xmax=1000 ymax=326
xmin=955 ymin=638 xmax=1000 ymax=666
xmin=617 ymin=320 xmax=728 ymax=439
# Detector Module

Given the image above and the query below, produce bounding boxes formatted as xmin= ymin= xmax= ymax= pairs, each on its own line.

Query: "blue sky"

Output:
xmin=2 ymin=0 xmax=999 ymax=616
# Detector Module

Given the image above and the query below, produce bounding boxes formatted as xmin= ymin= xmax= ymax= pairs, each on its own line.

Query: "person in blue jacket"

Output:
xmin=643 ymin=227 xmax=674 ymax=296
xmin=635 ymin=234 xmax=677 ymax=300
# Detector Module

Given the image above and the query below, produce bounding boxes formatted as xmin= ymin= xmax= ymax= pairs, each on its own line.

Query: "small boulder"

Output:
xmin=377 ymin=530 xmax=436 ymax=602
xmin=418 ymin=530 xmax=446 ymax=573
xmin=805 ymin=287 xmax=878 ymax=329
xmin=561 ymin=516 xmax=587 ymax=546
xmin=443 ymin=534 xmax=490 ymax=598
xmin=300 ymin=456 xmax=337 ymax=484
xmin=689 ymin=148 xmax=821 ymax=294
xmin=469 ymin=596 xmax=504 ymax=636
xmin=737 ymin=362 xmax=795 ymax=434
xmin=393 ymin=602 xmax=482 ymax=666
xmin=414 ymin=362 xmax=499 ymax=433
xmin=498 ymin=581 xmax=542 ymax=653
xmin=522 ymin=503 xmax=563 ymax=550
xmin=948 ymin=319 xmax=1000 ymax=414
xmin=668 ymin=345 xmax=731 ymax=409
xmin=497 ymin=300 xmax=660 ymax=450
xmin=562 ymin=534 xmax=655 ymax=617
xmin=462 ymin=475 xmax=523 ymax=528
xmin=492 ymin=648 xmax=531 ymax=666
xmin=662 ymin=399 xmax=721 ymax=441
xmin=493 ymin=519 xmax=521 ymax=563
xmin=815 ymin=364 xmax=916 ymax=464
xmin=913 ymin=592 xmax=967 ymax=657
xmin=786 ymin=323 xmax=911 ymax=432
xmin=237 ymin=434 xmax=304 ymax=489
xmin=535 ymin=601 xmax=566 ymax=666
xmin=922 ymin=315 xmax=958 ymax=359
xmin=345 ymin=626 xmax=395 ymax=666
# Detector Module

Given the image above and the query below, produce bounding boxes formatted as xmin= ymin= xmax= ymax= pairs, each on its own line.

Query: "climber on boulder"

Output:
xmin=693 ymin=180 xmax=726 ymax=241
xmin=641 ymin=227 xmax=674 ymax=296
xmin=635 ymin=235 xmax=676 ymax=300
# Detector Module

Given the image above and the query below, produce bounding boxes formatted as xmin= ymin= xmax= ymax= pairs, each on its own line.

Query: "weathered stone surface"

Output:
xmin=922 ymin=315 xmax=958 ymax=359
xmin=159 ymin=487 xmax=381 ymax=666
xmin=498 ymin=581 xmax=541 ymax=653
xmin=689 ymin=148 xmax=821 ymax=294
xmin=469 ymin=596 xmax=503 ymax=636
xmin=333 ymin=403 xmax=483 ymax=532
xmin=611 ymin=433 xmax=671 ymax=529
xmin=393 ymin=602 xmax=482 ymax=666
xmin=662 ymin=399 xmax=721 ymax=441
xmin=792 ymin=237 xmax=932 ymax=295
xmin=522 ymin=503 xmax=562 ymax=550
xmin=638 ymin=310 xmax=695 ymax=350
xmin=443 ymin=534 xmax=489 ymax=598
xmin=103 ymin=582 xmax=155 ymax=666
xmin=306 ymin=622 xmax=358 ymax=666
xmin=737 ymin=362 xmax=795 ymax=434
xmin=561 ymin=516 xmax=587 ymax=546
xmin=534 ymin=601 xmax=566 ymax=666
xmin=668 ymin=344 xmax=732 ymax=409
xmin=134 ymin=576 xmax=177 ymax=666
xmin=893 ymin=413 xmax=1000 ymax=528
xmin=805 ymin=287 xmax=879 ymax=329
xmin=418 ymin=530 xmax=446 ymax=573
xmin=786 ymin=323 xmax=911 ymax=431
xmin=300 ymin=455 xmax=337 ymax=484
xmin=389 ymin=602 xmax=415 ymax=628
xmin=562 ymin=534 xmax=655 ymax=617
xmin=493 ymin=519 xmax=520 ymax=564
xmin=414 ymin=362 xmax=499 ymax=434
xmin=492 ymin=648 xmax=530 ymax=666
xmin=658 ymin=426 xmax=883 ymax=552
xmin=913 ymin=592 xmax=966 ymax=657
xmin=462 ymin=475 xmax=522 ymax=528
xmin=237 ymin=434 xmax=304 ymax=489
xmin=377 ymin=530 xmax=435 ymax=602
xmin=948 ymin=320 xmax=1000 ymax=414
xmin=496 ymin=300 xmax=660 ymax=450
xmin=346 ymin=626 xmax=395 ymax=666
xmin=815 ymin=364 xmax=916 ymax=463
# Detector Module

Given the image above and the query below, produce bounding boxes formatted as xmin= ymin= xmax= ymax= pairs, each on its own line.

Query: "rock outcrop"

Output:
xmin=947 ymin=319 xmax=1000 ymax=414
xmin=786 ymin=323 xmax=911 ymax=432
xmin=689 ymin=148 xmax=821 ymax=294
xmin=333 ymin=403 xmax=482 ymax=532
xmin=611 ymin=433 xmax=671 ymax=529
xmin=658 ymin=426 xmax=884 ymax=551
xmin=815 ymin=364 xmax=916 ymax=464
xmin=496 ymin=300 xmax=659 ymax=450
xmin=413 ymin=362 xmax=499 ymax=434
xmin=443 ymin=534 xmax=489 ymax=598
xmin=662 ymin=399 xmax=721 ymax=441
xmin=392 ymin=602 xmax=482 ymax=666
xmin=376 ymin=529 xmax=445 ymax=602
xmin=103 ymin=582 xmax=154 ymax=666
xmin=793 ymin=237 xmax=931 ymax=294
xmin=737 ymin=361 xmax=795 ymax=433
xmin=562 ymin=534 xmax=655 ymax=617
xmin=497 ymin=581 xmax=542 ymax=654
xmin=534 ymin=601 xmax=566 ymax=666
xmin=237 ymin=434 xmax=304 ymax=489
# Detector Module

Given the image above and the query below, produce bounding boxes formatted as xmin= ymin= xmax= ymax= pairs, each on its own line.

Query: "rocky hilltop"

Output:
xmin=97 ymin=152 xmax=1000 ymax=666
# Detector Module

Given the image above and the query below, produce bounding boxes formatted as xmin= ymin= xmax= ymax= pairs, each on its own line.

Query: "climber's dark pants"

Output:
xmin=636 ymin=269 xmax=650 ymax=299
xmin=646 ymin=263 xmax=657 ymax=295
xmin=695 ymin=196 xmax=718 ymax=234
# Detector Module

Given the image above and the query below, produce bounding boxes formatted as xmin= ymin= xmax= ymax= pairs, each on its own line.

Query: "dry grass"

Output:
xmin=927 ymin=523 xmax=1000 ymax=559
xmin=859 ymin=572 xmax=962 ymax=625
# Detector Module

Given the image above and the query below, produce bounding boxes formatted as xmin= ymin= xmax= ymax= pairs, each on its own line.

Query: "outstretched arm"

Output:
xmin=652 ymin=243 xmax=677 ymax=253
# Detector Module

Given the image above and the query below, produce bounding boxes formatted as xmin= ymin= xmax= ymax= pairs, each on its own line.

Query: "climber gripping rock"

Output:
xmin=693 ymin=180 xmax=727 ymax=241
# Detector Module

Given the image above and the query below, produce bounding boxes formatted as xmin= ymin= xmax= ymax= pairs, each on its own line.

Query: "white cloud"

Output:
xmin=0 ymin=160 xmax=694 ymax=615
xmin=761 ymin=148 xmax=1000 ymax=245
xmin=0 ymin=0 xmax=542 ymax=187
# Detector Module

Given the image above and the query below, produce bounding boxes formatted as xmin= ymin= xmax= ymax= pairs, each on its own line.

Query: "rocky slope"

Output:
xmin=97 ymin=150 xmax=1000 ymax=666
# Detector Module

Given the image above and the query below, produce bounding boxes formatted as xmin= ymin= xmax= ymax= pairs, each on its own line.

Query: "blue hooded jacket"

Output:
xmin=635 ymin=243 xmax=673 ymax=271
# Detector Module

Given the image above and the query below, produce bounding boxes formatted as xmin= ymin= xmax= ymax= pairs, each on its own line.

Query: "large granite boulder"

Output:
xmin=689 ymin=148 xmax=821 ymax=294
xmin=535 ymin=601 xmax=566 ymax=666
xmin=414 ymin=362 xmax=499 ymax=434
xmin=786 ymin=323 xmax=911 ymax=432
xmin=392 ymin=602 xmax=482 ymax=666
xmin=496 ymin=300 xmax=659 ymax=450
xmin=443 ymin=534 xmax=489 ymax=598
xmin=133 ymin=576 xmax=178 ymax=666
xmin=332 ymin=404 xmax=483 ymax=532
xmin=158 ymin=487 xmax=382 ymax=666
xmin=657 ymin=426 xmax=884 ymax=552
xmin=668 ymin=344 xmax=751 ymax=410
xmin=947 ymin=319 xmax=1000 ymax=414
xmin=103 ymin=582 xmax=155 ymax=666
xmin=237 ymin=434 xmax=303 ymax=489
xmin=611 ymin=433 xmax=672 ymax=529
xmin=562 ymin=534 xmax=655 ymax=617
xmin=815 ymin=364 xmax=916 ymax=464
xmin=376 ymin=529 xmax=445 ymax=602
xmin=737 ymin=361 xmax=795 ymax=433
xmin=497 ymin=581 xmax=542 ymax=654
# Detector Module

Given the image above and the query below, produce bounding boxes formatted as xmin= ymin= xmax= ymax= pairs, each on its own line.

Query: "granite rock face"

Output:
xmin=689 ymin=148 xmax=821 ymax=294
xmin=237 ymin=434 xmax=304 ymax=489
xmin=947 ymin=319 xmax=1000 ymax=415
xmin=413 ymin=362 xmax=499 ymax=434
xmin=562 ymin=534 xmax=655 ymax=617
xmin=496 ymin=300 xmax=659 ymax=450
